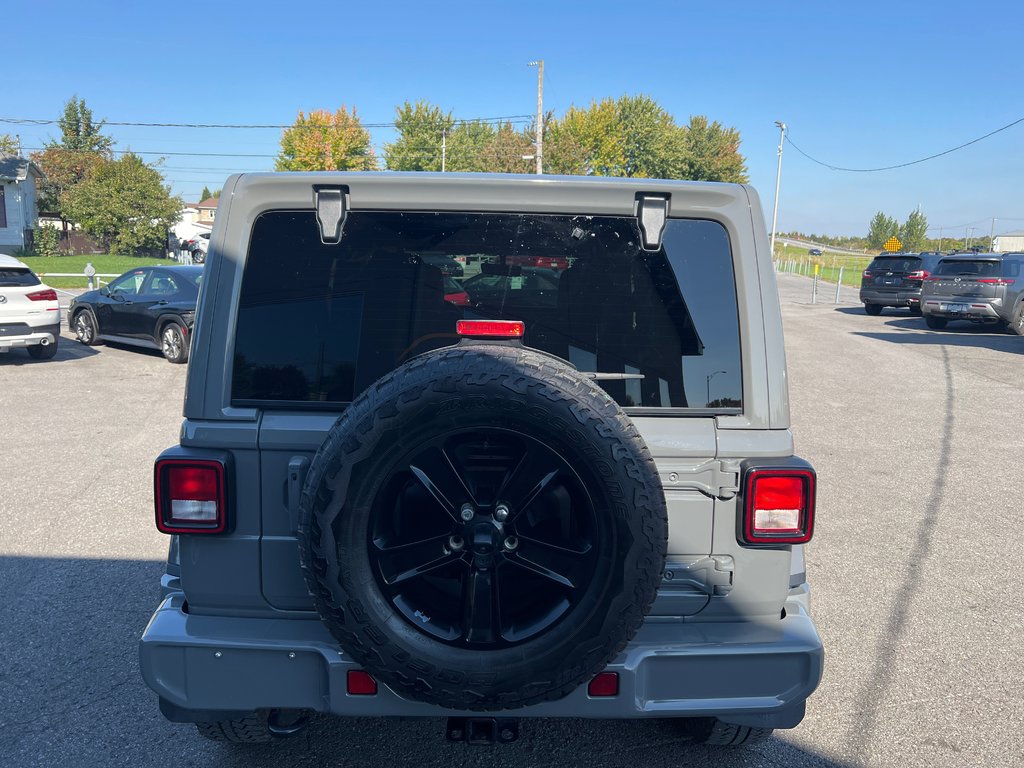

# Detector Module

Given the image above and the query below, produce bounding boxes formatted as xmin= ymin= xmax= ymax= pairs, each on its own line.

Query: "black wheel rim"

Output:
xmin=368 ymin=428 xmax=600 ymax=648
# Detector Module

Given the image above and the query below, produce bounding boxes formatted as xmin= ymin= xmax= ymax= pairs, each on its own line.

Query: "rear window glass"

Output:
xmin=867 ymin=256 xmax=921 ymax=272
xmin=935 ymin=259 xmax=1002 ymax=277
xmin=0 ymin=267 xmax=40 ymax=287
xmin=232 ymin=211 xmax=742 ymax=411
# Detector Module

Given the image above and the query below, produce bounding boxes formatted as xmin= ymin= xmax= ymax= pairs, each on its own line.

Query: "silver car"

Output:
xmin=921 ymin=253 xmax=1024 ymax=333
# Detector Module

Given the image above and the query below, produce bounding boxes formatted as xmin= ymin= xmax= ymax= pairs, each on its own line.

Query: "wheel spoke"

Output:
xmin=505 ymin=536 xmax=585 ymax=593
xmin=409 ymin=446 xmax=476 ymax=521
xmin=516 ymin=532 xmax=591 ymax=556
xmin=462 ymin=567 xmax=499 ymax=643
xmin=497 ymin=451 xmax=559 ymax=520
xmin=374 ymin=535 xmax=457 ymax=586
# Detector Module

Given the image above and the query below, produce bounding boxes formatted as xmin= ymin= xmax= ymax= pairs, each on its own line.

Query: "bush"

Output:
xmin=33 ymin=226 xmax=63 ymax=258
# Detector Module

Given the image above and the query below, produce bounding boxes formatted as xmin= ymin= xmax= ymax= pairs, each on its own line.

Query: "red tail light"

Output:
xmin=741 ymin=467 xmax=815 ymax=545
xmin=923 ymin=276 xmax=943 ymax=281
xmin=906 ymin=270 xmax=929 ymax=279
xmin=444 ymin=291 xmax=472 ymax=306
xmin=456 ymin=320 xmax=525 ymax=338
xmin=154 ymin=458 xmax=227 ymax=534
xmin=588 ymin=672 xmax=619 ymax=697
xmin=347 ymin=670 xmax=378 ymax=695
xmin=976 ymin=278 xmax=1014 ymax=285
xmin=27 ymin=289 xmax=58 ymax=301
xmin=861 ymin=270 xmax=873 ymax=279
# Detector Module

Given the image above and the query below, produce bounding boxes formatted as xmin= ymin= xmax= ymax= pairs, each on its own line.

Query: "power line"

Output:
xmin=1 ymin=115 xmax=533 ymax=130
xmin=24 ymin=145 xmax=278 ymax=159
xmin=786 ymin=115 xmax=1024 ymax=172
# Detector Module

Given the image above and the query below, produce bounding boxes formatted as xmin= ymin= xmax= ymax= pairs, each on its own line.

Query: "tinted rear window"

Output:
xmin=867 ymin=256 xmax=921 ymax=273
xmin=0 ymin=267 xmax=40 ymax=287
xmin=935 ymin=259 xmax=1002 ymax=277
xmin=232 ymin=211 xmax=742 ymax=411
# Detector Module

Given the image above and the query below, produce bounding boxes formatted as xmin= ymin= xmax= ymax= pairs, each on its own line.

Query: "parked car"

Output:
xmin=859 ymin=252 xmax=942 ymax=315
xmin=921 ymin=252 xmax=1024 ymax=332
xmin=68 ymin=265 xmax=203 ymax=363
xmin=186 ymin=232 xmax=211 ymax=264
xmin=141 ymin=173 xmax=821 ymax=749
xmin=0 ymin=253 xmax=61 ymax=360
xmin=808 ymin=247 xmax=822 ymax=256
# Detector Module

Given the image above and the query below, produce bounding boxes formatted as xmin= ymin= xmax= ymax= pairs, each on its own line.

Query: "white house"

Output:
xmin=992 ymin=230 xmax=1024 ymax=253
xmin=0 ymin=156 xmax=43 ymax=251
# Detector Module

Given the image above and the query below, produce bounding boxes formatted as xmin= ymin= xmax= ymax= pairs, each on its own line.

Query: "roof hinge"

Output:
xmin=635 ymin=194 xmax=670 ymax=251
xmin=315 ymin=186 xmax=349 ymax=245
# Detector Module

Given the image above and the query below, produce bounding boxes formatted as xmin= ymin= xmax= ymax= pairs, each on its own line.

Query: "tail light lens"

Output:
xmin=588 ymin=672 xmax=619 ymax=697
xmin=976 ymin=278 xmax=1015 ymax=285
xmin=154 ymin=458 xmax=227 ymax=534
xmin=347 ymin=670 xmax=378 ymax=695
xmin=27 ymin=289 xmax=58 ymax=301
xmin=906 ymin=270 xmax=929 ymax=279
xmin=862 ymin=270 xmax=873 ymax=279
xmin=740 ymin=467 xmax=815 ymax=545
xmin=456 ymin=319 xmax=525 ymax=338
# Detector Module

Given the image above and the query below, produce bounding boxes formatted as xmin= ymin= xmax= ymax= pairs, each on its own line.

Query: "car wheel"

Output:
xmin=160 ymin=323 xmax=189 ymax=364
xmin=680 ymin=717 xmax=773 ymax=747
xmin=73 ymin=310 xmax=102 ymax=346
xmin=192 ymin=250 xmax=205 ymax=264
xmin=909 ymin=303 xmax=923 ymax=316
xmin=1009 ymin=304 xmax=1024 ymax=336
xmin=27 ymin=336 xmax=58 ymax=360
xmin=298 ymin=344 xmax=667 ymax=711
xmin=196 ymin=709 xmax=309 ymax=743
xmin=925 ymin=316 xmax=948 ymax=330
xmin=864 ymin=303 xmax=883 ymax=316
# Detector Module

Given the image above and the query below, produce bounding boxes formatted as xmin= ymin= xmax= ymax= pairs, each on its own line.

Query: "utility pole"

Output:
xmin=441 ymin=128 xmax=446 ymax=173
xmin=769 ymin=121 xmax=786 ymax=259
xmin=966 ymin=227 xmax=975 ymax=250
xmin=529 ymin=60 xmax=544 ymax=174
xmin=938 ymin=226 xmax=943 ymax=252
xmin=990 ymin=217 xmax=996 ymax=249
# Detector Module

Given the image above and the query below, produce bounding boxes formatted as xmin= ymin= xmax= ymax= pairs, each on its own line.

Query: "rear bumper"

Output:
xmin=922 ymin=298 xmax=1003 ymax=321
xmin=0 ymin=322 xmax=61 ymax=350
xmin=140 ymin=592 xmax=823 ymax=726
xmin=859 ymin=288 xmax=919 ymax=306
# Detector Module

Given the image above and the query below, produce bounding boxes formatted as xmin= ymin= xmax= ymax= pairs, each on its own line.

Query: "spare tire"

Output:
xmin=298 ymin=343 xmax=667 ymax=710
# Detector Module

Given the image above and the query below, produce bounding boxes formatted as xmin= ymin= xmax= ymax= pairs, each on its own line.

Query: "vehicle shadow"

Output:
xmin=833 ymin=306 xmax=918 ymax=318
xmin=0 ymin=553 xmax=856 ymax=768
xmin=0 ymin=333 xmax=100 ymax=365
xmin=853 ymin=319 xmax=1024 ymax=355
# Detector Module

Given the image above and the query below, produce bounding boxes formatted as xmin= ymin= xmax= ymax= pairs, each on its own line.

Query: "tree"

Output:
xmin=867 ymin=212 xmax=900 ymax=249
xmin=199 ymin=185 xmax=212 ymax=202
xmin=543 ymin=96 xmax=747 ymax=182
xmin=384 ymin=101 xmax=455 ymax=171
xmin=54 ymin=96 xmax=112 ymax=154
xmin=276 ymin=107 xmax=375 ymax=171
xmin=31 ymin=97 xmax=114 ymax=217
xmin=479 ymin=122 xmax=534 ymax=174
xmin=0 ymin=134 xmax=18 ymax=156
xmin=900 ymin=209 xmax=928 ymax=251
xmin=678 ymin=116 xmax=749 ymax=183
xmin=61 ymin=153 xmax=181 ymax=254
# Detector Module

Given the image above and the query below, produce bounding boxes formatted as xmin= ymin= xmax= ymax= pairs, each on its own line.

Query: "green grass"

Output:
xmin=773 ymin=243 xmax=872 ymax=288
xmin=20 ymin=254 xmax=171 ymax=288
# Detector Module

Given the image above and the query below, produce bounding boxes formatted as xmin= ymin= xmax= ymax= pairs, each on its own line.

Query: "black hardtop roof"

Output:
xmin=938 ymin=252 xmax=1003 ymax=261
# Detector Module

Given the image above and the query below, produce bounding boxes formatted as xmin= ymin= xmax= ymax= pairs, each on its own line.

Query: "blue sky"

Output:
xmin=6 ymin=1 xmax=1023 ymax=237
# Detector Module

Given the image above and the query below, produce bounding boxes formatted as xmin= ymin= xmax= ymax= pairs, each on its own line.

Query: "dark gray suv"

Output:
xmin=139 ymin=173 xmax=823 ymax=749
xmin=921 ymin=253 xmax=1024 ymax=332
xmin=860 ymin=252 xmax=943 ymax=315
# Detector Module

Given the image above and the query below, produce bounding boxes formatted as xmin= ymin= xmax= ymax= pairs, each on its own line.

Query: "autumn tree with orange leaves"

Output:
xmin=275 ymin=107 xmax=376 ymax=171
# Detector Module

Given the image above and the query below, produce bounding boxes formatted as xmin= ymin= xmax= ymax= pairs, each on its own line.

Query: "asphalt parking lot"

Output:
xmin=2 ymin=272 xmax=1022 ymax=767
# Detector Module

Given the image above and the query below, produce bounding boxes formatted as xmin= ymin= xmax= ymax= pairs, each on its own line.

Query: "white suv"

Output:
xmin=0 ymin=254 xmax=61 ymax=360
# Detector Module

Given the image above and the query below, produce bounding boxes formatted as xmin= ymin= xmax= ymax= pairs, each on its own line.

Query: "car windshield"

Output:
xmin=934 ymin=259 xmax=1002 ymax=277
xmin=233 ymin=210 xmax=743 ymax=411
xmin=0 ymin=267 xmax=41 ymax=287
xmin=867 ymin=257 xmax=921 ymax=273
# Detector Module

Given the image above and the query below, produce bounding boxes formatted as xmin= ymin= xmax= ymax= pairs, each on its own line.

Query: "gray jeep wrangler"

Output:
xmin=140 ymin=173 xmax=823 ymax=747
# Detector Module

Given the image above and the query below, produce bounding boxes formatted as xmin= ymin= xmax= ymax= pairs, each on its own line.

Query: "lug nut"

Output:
xmin=503 ymin=536 xmax=518 ymax=551
xmin=449 ymin=535 xmax=465 ymax=551
xmin=494 ymin=503 xmax=510 ymax=522
xmin=460 ymin=504 xmax=475 ymax=521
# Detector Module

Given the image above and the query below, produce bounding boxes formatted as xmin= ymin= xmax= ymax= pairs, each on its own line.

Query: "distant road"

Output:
xmin=777 ymin=237 xmax=873 ymax=257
